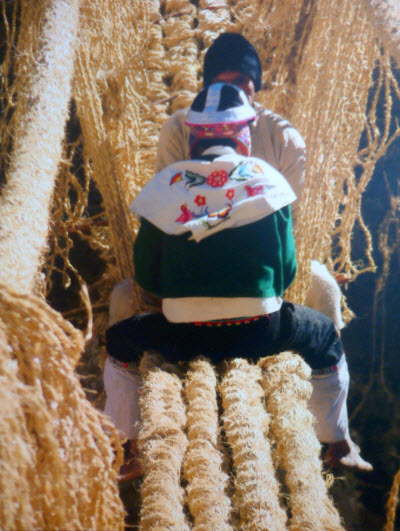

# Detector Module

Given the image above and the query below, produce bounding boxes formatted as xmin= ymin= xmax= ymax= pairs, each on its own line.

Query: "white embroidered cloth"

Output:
xmin=130 ymin=149 xmax=296 ymax=242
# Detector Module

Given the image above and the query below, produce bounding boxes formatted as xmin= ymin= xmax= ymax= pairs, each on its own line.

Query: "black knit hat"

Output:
xmin=203 ymin=33 xmax=262 ymax=92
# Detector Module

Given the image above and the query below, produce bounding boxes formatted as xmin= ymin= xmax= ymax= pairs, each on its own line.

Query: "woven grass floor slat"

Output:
xmin=220 ymin=358 xmax=287 ymax=531
xmin=260 ymin=353 xmax=344 ymax=531
xmin=138 ymin=353 xmax=190 ymax=530
xmin=184 ymin=357 xmax=232 ymax=530
xmin=137 ymin=353 xmax=345 ymax=528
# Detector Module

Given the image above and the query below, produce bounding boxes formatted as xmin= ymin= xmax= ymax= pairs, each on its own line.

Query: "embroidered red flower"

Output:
xmin=194 ymin=195 xmax=206 ymax=206
xmin=207 ymin=170 xmax=228 ymax=187
xmin=245 ymin=184 xmax=264 ymax=197
xmin=225 ymin=188 xmax=235 ymax=200
xmin=175 ymin=204 xmax=193 ymax=223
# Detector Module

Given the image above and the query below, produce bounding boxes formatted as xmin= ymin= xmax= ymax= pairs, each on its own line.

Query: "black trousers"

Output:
xmin=106 ymin=301 xmax=343 ymax=370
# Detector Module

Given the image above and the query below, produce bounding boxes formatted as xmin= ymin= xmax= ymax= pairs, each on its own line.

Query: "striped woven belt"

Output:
xmin=193 ymin=314 xmax=269 ymax=327
xmin=311 ymin=354 xmax=345 ymax=376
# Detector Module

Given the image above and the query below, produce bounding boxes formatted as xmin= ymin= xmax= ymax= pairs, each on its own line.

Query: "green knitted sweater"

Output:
xmin=134 ymin=206 xmax=296 ymax=300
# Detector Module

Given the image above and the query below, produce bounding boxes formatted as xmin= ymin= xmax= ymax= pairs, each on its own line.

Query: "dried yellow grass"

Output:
xmin=260 ymin=353 xmax=344 ymax=531
xmin=0 ymin=322 xmax=35 ymax=531
xmin=184 ymin=357 xmax=232 ymax=530
xmin=279 ymin=1 xmax=399 ymax=319
xmin=73 ymin=1 xmax=141 ymax=281
xmin=0 ymin=1 xmax=47 ymax=177
xmin=163 ymin=1 xmax=199 ymax=113
xmin=76 ymin=0 xmax=154 ymax=204
xmin=361 ymin=0 xmax=400 ymax=66
xmin=282 ymin=0 xmax=378 ymax=311
xmin=0 ymin=3 xmax=125 ymax=529
xmin=198 ymin=0 xmax=233 ymax=49
xmin=0 ymin=285 xmax=125 ymax=530
xmin=219 ymin=358 xmax=287 ymax=530
xmin=385 ymin=466 xmax=400 ymax=531
xmin=71 ymin=0 xmax=173 ymax=302
xmin=252 ymin=0 xmax=315 ymax=115
xmin=0 ymin=0 xmax=78 ymax=294
xmin=138 ymin=353 xmax=189 ymax=530
xmin=135 ymin=353 xmax=346 ymax=529
xmin=140 ymin=2 xmax=170 ymax=180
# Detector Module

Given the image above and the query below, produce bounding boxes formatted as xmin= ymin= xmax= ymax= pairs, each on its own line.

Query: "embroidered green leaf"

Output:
xmin=229 ymin=161 xmax=252 ymax=181
xmin=185 ymin=170 xmax=207 ymax=188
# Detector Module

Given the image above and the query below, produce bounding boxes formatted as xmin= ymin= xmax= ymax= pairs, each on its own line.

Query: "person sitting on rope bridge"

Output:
xmin=105 ymin=33 xmax=349 ymax=452
xmin=108 ymin=31 xmax=346 ymax=339
xmin=104 ymin=83 xmax=372 ymax=481
xmin=154 ymin=31 xmax=347 ymax=329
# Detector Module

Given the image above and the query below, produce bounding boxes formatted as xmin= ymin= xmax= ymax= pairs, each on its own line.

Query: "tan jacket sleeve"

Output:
xmin=155 ymin=108 xmax=191 ymax=172
xmin=251 ymin=106 xmax=306 ymax=224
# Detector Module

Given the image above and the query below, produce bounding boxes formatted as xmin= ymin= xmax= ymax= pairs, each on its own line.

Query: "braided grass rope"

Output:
xmin=163 ymin=0 xmax=199 ymax=113
xmin=0 ymin=0 xmax=79 ymax=294
xmin=137 ymin=353 xmax=343 ymax=528
xmin=73 ymin=0 xmax=149 ymax=282
xmin=260 ymin=353 xmax=344 ymax=531
xmin=0 ymin=286 xmax=124 ymax=530
xmin=385 ymin=466 xmax=400 ymax=531
xmin=0 ymin=1 xmax=50 ymax=182
xmin=184 ymin=357 xmax=232 ymax=530
xmin=286 ymin=0 xmax=380 ymax=310
xmin=220 ymin=359 xmax=287 ymax=530
xmin=138 ymin=353 xmax=189 ymax=530
xmin=197 ymin=0 xmax=233 ymax=50
xmin=140 ymin=2 xmax=170 ymax=181
xmin=0 ymin=2 xmax=125 ymax=528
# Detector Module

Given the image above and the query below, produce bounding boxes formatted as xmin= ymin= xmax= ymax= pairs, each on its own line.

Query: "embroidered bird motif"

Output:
xmin=208 ymin=204 xmax=232 ymax=219
xmin=245 ymin=184 xmax=264 ymax=197
xmin=170 ymin=172 xmax=183 ymax=186
xmin=175 ymin=204 xmax=194 ymax=223
xmin=252 ymin=163 xmax=263 ymax=173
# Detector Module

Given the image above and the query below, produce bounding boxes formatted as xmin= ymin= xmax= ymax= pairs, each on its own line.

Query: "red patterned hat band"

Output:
xmin=233 ymin=125 xmax=251 ymax=155
xmin=189 ymin=121 xmax=249 ymax=139
xmin=189 ymin=123 xmax=251 ymax=158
